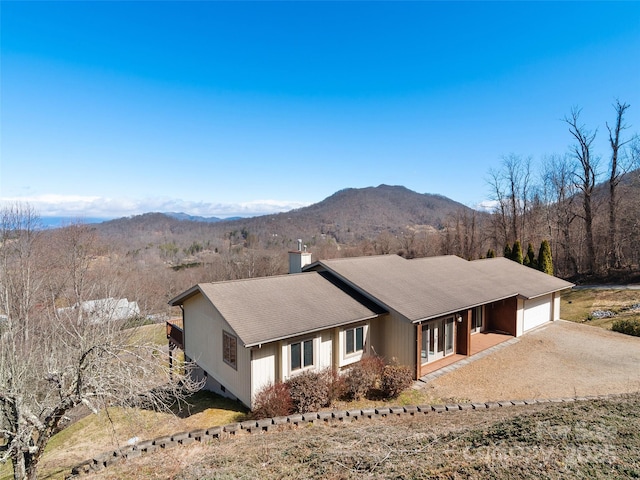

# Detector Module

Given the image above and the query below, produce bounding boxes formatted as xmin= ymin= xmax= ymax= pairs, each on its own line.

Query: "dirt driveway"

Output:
xmin=421 ymin=320 xmax=640 ymax=402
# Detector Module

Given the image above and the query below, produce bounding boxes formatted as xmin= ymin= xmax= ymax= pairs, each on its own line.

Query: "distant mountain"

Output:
xmin=164 ymin=212 xmax=243 ymax=223
xmin=94 ymin=185 xmax=476 ymax=247
xmin=39 ymin=217 xmax=111 ymax=229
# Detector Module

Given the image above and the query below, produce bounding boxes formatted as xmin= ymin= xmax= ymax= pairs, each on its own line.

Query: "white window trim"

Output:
xmin=340 ymin=322 xmax=369 ymax=368
xmin=288 ymin=337 xmax=316 ymax=375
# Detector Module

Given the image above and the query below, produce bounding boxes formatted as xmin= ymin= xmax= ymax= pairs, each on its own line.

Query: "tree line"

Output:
xmin=485 ymin=101 xmax=639 ymax=279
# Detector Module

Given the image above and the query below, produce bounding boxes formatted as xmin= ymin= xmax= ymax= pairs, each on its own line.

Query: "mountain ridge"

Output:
xmin=94 ymin=184 xmax=475 ymax=245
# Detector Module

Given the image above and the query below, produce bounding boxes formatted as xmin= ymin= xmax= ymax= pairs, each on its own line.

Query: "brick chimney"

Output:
xmin=288 ymin=239 xmax=312 ymax=274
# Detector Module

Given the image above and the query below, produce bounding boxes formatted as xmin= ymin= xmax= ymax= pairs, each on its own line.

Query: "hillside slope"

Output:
xmin=95 ymin=185 xmax=475 ymax=247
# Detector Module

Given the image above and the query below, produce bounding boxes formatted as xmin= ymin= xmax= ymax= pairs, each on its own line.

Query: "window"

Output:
xmin=345 ymin=325 xmax=364 ymax=355
xmin=290 ymin=339 xmax=314 ymax=371
xmin=222 ymin=331 xmax=237 ymax=369
xmin=472 ymin=306 xmax=483 ymax=333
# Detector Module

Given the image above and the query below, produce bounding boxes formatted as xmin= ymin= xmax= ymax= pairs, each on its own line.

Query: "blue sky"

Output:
xmin=1 ymin=1 xmax=639 ymax=219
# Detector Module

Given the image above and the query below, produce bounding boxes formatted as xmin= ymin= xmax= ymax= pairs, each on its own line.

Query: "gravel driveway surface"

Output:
xmin=421 ymin=320 xmax=640 ymax=402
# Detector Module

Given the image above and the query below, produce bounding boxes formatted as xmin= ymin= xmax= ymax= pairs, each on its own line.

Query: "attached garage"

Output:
xmin=523 ymin=294 xmax=553 ymax=332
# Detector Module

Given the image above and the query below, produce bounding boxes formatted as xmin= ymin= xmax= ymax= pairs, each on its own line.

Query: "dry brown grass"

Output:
xmin=26 ymin=392 xmax=248 ymax=480
xmin=562 ymin=288 xmax=640 ymax=329
xmin=90 ymin=394 xmax=640 ymax=480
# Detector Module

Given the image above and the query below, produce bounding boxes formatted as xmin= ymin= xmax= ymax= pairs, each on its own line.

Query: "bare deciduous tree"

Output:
xmin=0 ymin=205 xmax=202 ymax=480
xmin=565 ymin=107 xmax=599 ymax=274
xmin=606 ymin=100 xmax=632 ymax=269
xmin=486 ymin=154 xmax=532 ymax=250
xmin=541 ymin=154 xmax=579 ymax=277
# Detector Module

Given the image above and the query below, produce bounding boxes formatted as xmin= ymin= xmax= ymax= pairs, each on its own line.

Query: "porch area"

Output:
xmin=419 ymin=331 xmax=514 ymax=378
xmin=166 ymin=319 xmax=184 ymax=349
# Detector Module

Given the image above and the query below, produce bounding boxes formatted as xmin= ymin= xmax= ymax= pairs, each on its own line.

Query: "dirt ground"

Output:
xmin=422 ymin=320 xmax=640 ymax=402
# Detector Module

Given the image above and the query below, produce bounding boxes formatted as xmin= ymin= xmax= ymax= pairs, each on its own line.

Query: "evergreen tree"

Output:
xmin=524 ymin=242 xmax=536 ymax=268
xmin=538 ymin=240 xmax=554 ymax=275
xmin=486 ymin=248 xmax=496 ymax=258
xmin=512 ymin=240 xmax=524 ymax=264
xmin=503 ymin=243 xmax=512 ymax=259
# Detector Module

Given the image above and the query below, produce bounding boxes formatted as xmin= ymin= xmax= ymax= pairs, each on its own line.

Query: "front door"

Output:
xmin=421 ymin=317 xmax=455 ymax=364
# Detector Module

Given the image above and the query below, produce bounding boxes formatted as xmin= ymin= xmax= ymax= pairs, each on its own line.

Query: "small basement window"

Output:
xmin=345 ymin=325 xmax=364 ymax=355
xmin=223 ymin=331 xmax=237 ymax=369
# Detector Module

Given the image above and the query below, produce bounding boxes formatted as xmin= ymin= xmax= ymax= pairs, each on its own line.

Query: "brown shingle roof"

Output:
xmin=468 ymin=257 xmax=574 ymax=300
xmin=315 ymin=255 xmax=573 ymax=322
xmin=169 ymin=272 xmax=379 ymax=347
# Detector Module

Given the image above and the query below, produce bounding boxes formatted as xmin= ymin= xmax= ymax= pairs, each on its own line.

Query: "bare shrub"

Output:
xmin=251 ymin=382 xmax=293 ymax=419
xmin=287 ymin=370 xmax=332 ymax=413
xmin=381 ymin=364 xmax=414 ymax=398
xmin=322 ymin=367 xmax=347 ymax=404
xmin=343 ymin=356 xmax=385 ymax=400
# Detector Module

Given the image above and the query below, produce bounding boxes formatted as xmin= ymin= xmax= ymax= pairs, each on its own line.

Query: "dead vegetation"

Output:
xmin=90 ymin=394 xmax=640 ymax=480
xmin=562 ymin=288 xmax=640 ymax=330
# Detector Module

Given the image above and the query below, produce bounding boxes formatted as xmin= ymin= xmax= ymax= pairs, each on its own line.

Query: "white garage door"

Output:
xmin=523 ymin=294 xmax=552 ymax=332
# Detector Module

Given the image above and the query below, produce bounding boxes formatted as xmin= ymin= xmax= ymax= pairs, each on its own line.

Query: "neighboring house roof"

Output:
xmin=168 ymin=272 xmax=380 ymax=348
xmin=309 ymin=255 xmax=573 ymax=323
xmin=57 ymin=297 xmax=140 ymax=323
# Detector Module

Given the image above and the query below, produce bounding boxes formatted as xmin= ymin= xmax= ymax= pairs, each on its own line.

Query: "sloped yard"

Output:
xmin=423 ymin=320 xmax=640 ymax=402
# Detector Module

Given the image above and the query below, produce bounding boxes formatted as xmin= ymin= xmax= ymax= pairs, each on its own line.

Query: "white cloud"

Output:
xmin=0 ymin=194 xmax=310 ymax=219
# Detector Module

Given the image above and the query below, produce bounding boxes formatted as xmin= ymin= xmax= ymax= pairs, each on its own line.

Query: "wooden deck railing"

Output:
xmin=166 ymin=321 xmax=184 ymax=350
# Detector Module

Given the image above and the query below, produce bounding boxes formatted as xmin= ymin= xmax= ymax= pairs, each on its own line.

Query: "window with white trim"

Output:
xmin=222 ymin=331 xmax=237 ymax=369
xmin=290 ymin=339 xmax=314 ymax=371
xmin=345 ymin=325 xmax=364 ymax=355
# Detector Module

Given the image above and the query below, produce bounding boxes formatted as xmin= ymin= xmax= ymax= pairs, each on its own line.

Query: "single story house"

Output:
xmin=168 ymin=251 xmax=573 ymax=408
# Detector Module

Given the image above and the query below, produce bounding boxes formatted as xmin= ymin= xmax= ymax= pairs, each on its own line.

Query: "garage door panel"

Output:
xmin=523 ymin=295 xmax=552 ymax=332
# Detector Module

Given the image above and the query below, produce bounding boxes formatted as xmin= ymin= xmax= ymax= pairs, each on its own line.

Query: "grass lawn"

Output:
xmin=28 ymin=391 xmax=248 ymax=480
xmin=561 ymin=288 xmax=640 ymax=330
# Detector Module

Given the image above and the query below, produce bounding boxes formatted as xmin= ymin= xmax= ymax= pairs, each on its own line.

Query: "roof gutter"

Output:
xmin=411 ymin=293 xmax=518 ymax=324
xmin=244 ymin=313 xmax=379 ymax=348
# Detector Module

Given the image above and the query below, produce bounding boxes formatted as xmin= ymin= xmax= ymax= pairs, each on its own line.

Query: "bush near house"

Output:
xmin=287 ymin=370 xmax=333 ymax=413
xmin=612 ymin=318 xmax=640 ymax=337
xmin=251 ymin=382 xmax=294 ymax=419
xmin=381 ymin=364 xmax=414 ymax=398
xmin=343 ymin=356 xmax=386 ymax=400
xmin=250 ymin=357 xmax=413 ymax=419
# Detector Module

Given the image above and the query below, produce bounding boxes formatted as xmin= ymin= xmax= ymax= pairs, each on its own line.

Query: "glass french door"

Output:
xmin=471 ymin=306 xmax=483 ymax=333
xmin=421 ymin=316 xmax=455 ymax=364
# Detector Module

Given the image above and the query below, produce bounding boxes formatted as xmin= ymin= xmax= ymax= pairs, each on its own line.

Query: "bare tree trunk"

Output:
xmin=565 ymin=108 xmax=598 ymax=275
xmin=606 ymin=100 xmax=631 ymax=270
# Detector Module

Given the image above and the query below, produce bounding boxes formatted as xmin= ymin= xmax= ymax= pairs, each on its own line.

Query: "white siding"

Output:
xmin=319 ymin=330 xmax=333 ymax=369
xmin=183 ymin=294 xmax=252 ymax=406
xmin=553 ymin=292 xmax=562 ymax=320
xmin=523 ymin=294 xmax=553 ymax=332
xmin=516 ymin=298 xmax=525 ymax=337
xmin=250 ymin=344 xmax=276 ymax=403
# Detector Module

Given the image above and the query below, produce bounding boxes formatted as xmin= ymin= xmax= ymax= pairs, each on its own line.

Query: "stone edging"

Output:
xmin=66 ymin=393 xmax=623 ymax=478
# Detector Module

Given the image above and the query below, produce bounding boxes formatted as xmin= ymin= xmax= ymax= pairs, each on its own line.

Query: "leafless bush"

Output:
xmin=381 ymin=364 xmax=414 ymax=398
xmin=250 ymin=382 xmax=293 ymax=419
xmin=343 ymin=356 xmax=385 ymax=400
xmin=287 ymin=370 xmax=332 ymax=413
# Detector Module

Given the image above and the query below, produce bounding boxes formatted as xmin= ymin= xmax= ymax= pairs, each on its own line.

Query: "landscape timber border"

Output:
xmin=66 ymin=393 xmax=625 ymax=478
